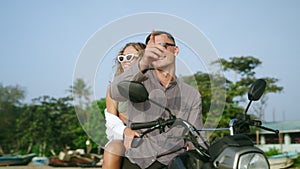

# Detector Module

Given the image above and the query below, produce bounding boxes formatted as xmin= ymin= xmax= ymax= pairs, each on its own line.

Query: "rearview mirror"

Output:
xmin=248 ymin=79 xmax=266 ymax=101
xmin=117 ymin=80 xmax=149 ymax=103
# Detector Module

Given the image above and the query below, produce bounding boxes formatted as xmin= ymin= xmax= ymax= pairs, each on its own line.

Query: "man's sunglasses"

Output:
xmin=158 ymin=42 xmax=175 ymax=49
xmin=117 ymin=53 xmax=138 ymax=63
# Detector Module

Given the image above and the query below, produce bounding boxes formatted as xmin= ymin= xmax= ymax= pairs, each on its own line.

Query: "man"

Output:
xmin=110 ymin=30 xmax=205 ymax=169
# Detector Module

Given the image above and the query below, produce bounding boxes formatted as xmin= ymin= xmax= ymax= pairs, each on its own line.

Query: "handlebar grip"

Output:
xmin=163 ymin=118 xmax=176 ymax=126
xmin=131 ymin=120 xmax=158 ymax=130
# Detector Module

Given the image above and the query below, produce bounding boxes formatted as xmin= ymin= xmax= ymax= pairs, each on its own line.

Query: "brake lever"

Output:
xmin=131 ymin=137 xmax=143 ymax=148
xmin=256 ymin=125 xmax=279 ymax=134
xmin=130 ymin=124 xmax=160 ymax=148
xmin=249 ymin=119 xmax=279 ymax=134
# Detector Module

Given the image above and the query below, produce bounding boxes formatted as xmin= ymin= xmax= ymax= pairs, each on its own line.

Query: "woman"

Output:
xmin=102 ymin=42 xmax=146 ymax=169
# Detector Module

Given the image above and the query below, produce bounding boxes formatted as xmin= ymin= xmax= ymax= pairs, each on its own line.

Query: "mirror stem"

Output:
xmin=244 ymin=100 xmax=252 ymax=117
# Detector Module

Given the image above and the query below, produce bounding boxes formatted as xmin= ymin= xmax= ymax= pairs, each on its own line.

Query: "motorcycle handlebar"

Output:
xmin=131 ymin=120 xmax=159 ymax=130
xmin=131 ymin=118 xmax=175 ymax=130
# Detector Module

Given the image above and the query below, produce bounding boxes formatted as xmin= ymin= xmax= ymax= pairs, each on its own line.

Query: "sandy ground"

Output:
xmin=1 ymin=166 xmax=102 ymax=169
xmin=3 ymin=164 xmax=300 ymax=169
xmin=0 ymin=162 xmax=102 ymax=169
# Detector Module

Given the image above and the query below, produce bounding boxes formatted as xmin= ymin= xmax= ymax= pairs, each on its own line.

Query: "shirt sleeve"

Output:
xmin=186 ymin=90 xmax=208 ymax=149
xmin=104 ymin=108 xmax=126 ymax=141
xmin=110 ymin=61 xmax=148 ymax=102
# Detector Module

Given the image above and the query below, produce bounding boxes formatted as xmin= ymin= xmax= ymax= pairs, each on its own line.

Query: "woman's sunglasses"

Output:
xmin=117 ymin=53 xmax=138 ymax=63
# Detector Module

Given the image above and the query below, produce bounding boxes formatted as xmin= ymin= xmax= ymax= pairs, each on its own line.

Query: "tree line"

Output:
xmin=0 ymin=80 xmax=107 ymax=156
xmin=0 ymin=56 xmax=283 ymax=156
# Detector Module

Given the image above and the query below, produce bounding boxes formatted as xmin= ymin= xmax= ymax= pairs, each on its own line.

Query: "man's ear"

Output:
xmin=174 ymin=46 xmax=179 ymax=56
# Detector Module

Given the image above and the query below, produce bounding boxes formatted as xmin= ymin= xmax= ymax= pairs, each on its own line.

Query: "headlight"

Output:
xmin=238 ymin=153 xmax=269 ymax=169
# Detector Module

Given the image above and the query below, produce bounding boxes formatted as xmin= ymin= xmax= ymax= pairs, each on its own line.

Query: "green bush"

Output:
xmin=292 ymin=156 xmax=300 ymax=167
xmin=264 ymin=147 xmax=280 ymax=157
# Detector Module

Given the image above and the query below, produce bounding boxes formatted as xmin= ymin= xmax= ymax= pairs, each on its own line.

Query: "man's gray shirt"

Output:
xmin=110 ymin=61 xmax=205 ymax=168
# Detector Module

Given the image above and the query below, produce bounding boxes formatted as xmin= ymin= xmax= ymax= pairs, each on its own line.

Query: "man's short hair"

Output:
xmin=145 ymin=31 xmax=176 ymax=45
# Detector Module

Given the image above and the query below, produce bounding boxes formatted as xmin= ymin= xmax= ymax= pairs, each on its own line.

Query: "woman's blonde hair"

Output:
xmin=114 ymin=42 xmax=146 ymax=76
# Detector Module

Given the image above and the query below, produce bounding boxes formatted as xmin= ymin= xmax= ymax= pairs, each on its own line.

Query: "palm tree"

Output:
xmin=69 ymin=78 xmax=91 ymax=108
xmin=69 ymin=79 xmax=92 ymax=124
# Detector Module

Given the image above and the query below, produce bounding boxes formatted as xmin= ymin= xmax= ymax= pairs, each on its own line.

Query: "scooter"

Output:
xmin=117 ymin=79 xmax=278 ymax=169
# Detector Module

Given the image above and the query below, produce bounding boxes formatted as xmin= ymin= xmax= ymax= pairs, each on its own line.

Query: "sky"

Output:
xmin=0 ymin=1 xmax=299 ymax=122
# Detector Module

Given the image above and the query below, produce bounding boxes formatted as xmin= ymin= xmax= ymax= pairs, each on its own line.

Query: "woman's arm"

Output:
xmin=106 ymin=84 xmax=118 ymax=116
xmin=105 ymin=84 xmax=126 ymax=140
